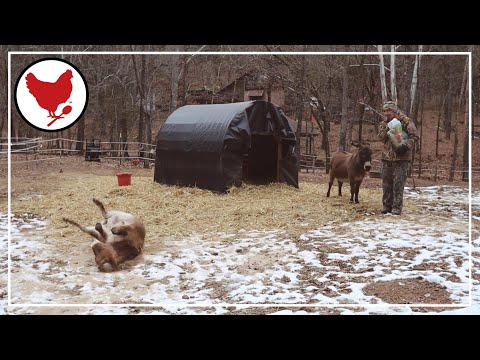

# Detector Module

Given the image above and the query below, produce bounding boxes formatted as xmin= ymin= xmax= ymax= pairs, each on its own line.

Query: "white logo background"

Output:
xmin=15 ymin=59 xmax=88 ymax=132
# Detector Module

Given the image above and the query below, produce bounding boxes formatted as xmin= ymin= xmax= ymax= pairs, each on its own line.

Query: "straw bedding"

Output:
xmin=6 ymin=173 xmax=411 ymax=243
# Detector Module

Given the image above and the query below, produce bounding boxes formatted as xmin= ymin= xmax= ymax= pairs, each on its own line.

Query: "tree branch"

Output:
xmin=358 ymin=101 xmax=386 ymax=120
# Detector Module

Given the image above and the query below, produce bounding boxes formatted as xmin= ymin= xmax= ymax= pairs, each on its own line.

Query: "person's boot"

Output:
xmin=391 ymin=208 xmax=401 ymax=215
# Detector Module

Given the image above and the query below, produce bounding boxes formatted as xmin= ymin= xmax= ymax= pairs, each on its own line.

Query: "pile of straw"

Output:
xmin=7 ymin=173 xmax=411 ymax=243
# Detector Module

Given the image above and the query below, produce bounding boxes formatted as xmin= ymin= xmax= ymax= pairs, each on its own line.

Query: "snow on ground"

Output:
xmin=0 ymin=214 xmax=8 ymax=315
xmin=1 ymin=185 xmax=478 ymax=315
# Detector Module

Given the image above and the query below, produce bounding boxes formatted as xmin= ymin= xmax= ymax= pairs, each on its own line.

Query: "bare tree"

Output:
xmin=131 ymin=51 xmax=147 ymax=145
xmin=4 ymin=45 xmax=477 ymax=185
xmin=417 ymin=81 xmax=426 ymax=177
xmin=377 ymin=45 xmax=388 ymax=104
xmin=449 ymin=53 xmax=470 ymax=181
xmin=462 ymin=49 xmax=471 ymax=182
xmin=390 ymin=45 xmax=397 ymax=103
xmin=449 ymin=110 xmax=459 ymax=181
xmin=170 ymin=45 xmax=184 ymax=112
xmin=356 ymin=61 xmax=367 ymax=143
xmin=318 ymin=98 xmax=331 ymax=172
xmin=295 ymin=49 xmax=307 ymax=171
xmin=339 ymin=65 xmax=349 ymax=151
xmin=408 ymin=45 xmax=423 ymax=116
xmin=444 ymin=64 xmax=454 ymax=141
xmin=436 ymin=97 xmax=443 ymax=157
xmin=0 ymin=45 xmax=10 ymax=137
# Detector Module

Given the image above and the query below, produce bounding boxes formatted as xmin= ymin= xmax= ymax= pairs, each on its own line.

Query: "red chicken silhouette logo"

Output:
xmin=26 ymin=69 xmax=74 ymax=127
xmin=15 ymin=58 xmax=88 ymax=132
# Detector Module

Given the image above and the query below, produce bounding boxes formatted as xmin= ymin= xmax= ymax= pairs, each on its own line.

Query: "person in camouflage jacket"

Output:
xmin=378 ymin=101 xmax=419 ymax=215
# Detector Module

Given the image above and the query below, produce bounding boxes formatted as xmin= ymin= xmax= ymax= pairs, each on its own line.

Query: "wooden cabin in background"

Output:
xmin=185 ymin=72 xmax=285 ymax=107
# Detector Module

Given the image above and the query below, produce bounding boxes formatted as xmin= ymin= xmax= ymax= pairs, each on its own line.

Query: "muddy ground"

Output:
xmin=0 ymin=155 xmax=478 ymax=315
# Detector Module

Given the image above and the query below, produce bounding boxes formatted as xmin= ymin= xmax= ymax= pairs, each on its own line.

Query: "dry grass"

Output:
xmin=3 ymin=172 xmax=421 ymax=244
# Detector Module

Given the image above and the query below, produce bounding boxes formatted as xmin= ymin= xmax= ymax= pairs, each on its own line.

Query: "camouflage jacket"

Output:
xmin=378 ymin=115 xmax=419 ymax=161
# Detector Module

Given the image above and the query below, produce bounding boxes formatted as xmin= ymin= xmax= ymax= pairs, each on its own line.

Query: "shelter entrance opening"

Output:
xmin=243 ymin=134 xmax=279 ymax=184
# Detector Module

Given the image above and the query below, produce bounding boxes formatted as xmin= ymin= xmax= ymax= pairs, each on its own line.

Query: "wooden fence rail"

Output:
xmin=0 ymin=137 xmax=476 ymax=181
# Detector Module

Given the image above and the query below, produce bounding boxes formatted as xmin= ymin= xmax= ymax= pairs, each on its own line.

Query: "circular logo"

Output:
xmin=15 ymin=58 xmax=88 ymax=132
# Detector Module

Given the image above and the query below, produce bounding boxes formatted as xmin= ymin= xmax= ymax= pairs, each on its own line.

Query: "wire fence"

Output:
xmin=299 ymin=153 xmax=474 ymax=182
xmin=0 ymin=137 xmax=476 ymax=181
xmin=0 ymin=137 xmax=156 ymax=167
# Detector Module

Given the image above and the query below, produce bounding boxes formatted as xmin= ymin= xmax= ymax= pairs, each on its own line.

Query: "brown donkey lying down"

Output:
xmin=63 ymin=198 xmax=146 ymax=272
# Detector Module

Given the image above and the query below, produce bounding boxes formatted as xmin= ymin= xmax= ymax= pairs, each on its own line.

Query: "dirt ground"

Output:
xmin=0 ymin=151 xmax=475 ymax=201
xmin=0 ymin=154 xmax=477 ymax=315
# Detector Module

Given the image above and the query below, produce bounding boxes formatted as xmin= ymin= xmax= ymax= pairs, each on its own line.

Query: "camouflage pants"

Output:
xmin=381 ymin=160 xmax=410 ymax=213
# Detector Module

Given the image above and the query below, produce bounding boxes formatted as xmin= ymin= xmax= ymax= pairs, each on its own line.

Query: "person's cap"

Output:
xmin=382 ymin=101 xmax=399 ymax=113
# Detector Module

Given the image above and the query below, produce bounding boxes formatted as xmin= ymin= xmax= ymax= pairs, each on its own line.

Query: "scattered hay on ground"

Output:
xmin=5 ymin=172 xmax=420 ymax=244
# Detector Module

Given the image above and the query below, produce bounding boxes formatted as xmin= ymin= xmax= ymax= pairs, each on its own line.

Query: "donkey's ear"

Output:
xmin=351 ymin=140 xmax=360 ymax=148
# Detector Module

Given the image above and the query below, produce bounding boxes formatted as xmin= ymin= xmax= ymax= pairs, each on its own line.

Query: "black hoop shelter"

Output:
xmin=154 ymin=101 xmax=298 ymax=192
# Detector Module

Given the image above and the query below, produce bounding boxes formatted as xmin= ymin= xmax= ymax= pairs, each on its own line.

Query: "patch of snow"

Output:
xmin=1 ymin=185 xmax=479 ymax=314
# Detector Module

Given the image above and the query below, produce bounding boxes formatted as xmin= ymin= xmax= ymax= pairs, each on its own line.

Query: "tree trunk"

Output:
xmin=357 ymin=103 xmax=365 ymax=143
xmin=0 ymin=104 xmax=6 ymax=137
xmin=378 ymin=45 xmax=388 ymax=104
xmin=170 ymin=45 xmax=183 ymax=112
xmin=355 ymin=61 xmax=365 ymax=144
xmin=139 ymin=56 xmax=146 ymax=145
xmin=346 ymin=91 xmax=356 ymax=151
xmin=449 ymin=49 xmax=466 ymax=181
xmin=365 ymin=67 xmax=379 ymax=134
xmin=109 ymin=99 xmax=117 ymax=157
xmin=10 ymin=113 xmax=19 ymax=143
xmin=444 ymin=60 xmax=453 ymax=140
xmin=311 ymin=111 xmax=324 ymax=142
xmin=462 ymin=49 xmax=471 ymax=182
xmin=317 ymin=98 xmax=331 ymax=173
xmin=145 ymin=112 xmax=152 ymax=145
xmin=409 ymin=45 xmax=423 ymax=116
xmin=98 ymin=87 xmax=106 ymax=139
xmin=0 ymin=45 xmax=11 ymax=137
xmin=179 ymin=51 xmax=189 ymax=107
xmin=436 ymin=105 xmax=441 ymax=157
xmin=120 ymin=115 xmax=129 ymax=158
xmin=463 ymin=93 xmax=469 ymax=182
xmin=132 ymin=53 xmax=146 ymax=145
xmin=295 ymin=49 xmax=307 ymax=172
xmin=390 ymin=45 xmax=397 ymax=103
xmin=0 ymin=116 xmax=5 ymax=137
xmin=75 ymin=120 xmax=85 ymax=152
xmin=449 ymin=109 xmax=458 ymax=181
xmin=436 ymin=92 xmax=448 ymax=157
xmin=445 ymin=88 xmax=453 ymax=141
xmin=111 ymin=96 xmax=118 ymax=144
xmin=339 ymin=66 xmax=349 ymax=151
xmin=418 ymin=83 xmax=425 ymax=177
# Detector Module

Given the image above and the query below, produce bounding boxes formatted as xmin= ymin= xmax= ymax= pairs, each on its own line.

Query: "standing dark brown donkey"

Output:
xmin=326 ymin=142 xmax=372 ymax=203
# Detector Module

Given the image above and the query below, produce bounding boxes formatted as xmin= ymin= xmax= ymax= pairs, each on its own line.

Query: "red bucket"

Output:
xmin=116 ymin=173 xmax=132 ymax=186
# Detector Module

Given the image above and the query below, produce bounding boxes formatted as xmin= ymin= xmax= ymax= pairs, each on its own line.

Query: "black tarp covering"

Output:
xmin=154 ymin=101 xmax=298 ymax=192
